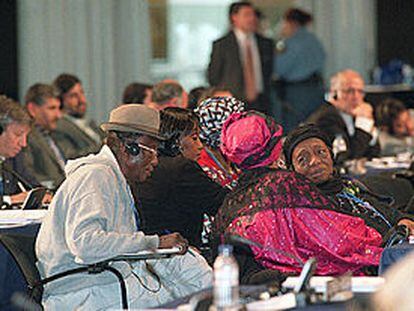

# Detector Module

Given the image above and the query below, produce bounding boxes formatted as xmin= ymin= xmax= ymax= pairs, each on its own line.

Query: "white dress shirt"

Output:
xmin=234 ymin=28 xmax=263 ymax=93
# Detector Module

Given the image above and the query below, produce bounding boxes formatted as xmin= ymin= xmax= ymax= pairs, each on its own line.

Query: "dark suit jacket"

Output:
xmin=137 ymin=155 xmax=228 ymax=247
xmin=22 ymin=127 xmax=65 ymax=189
xmin=208 ymin=31 xmax=274 ymax=102
xmin=307 ymin=102 xmax=380 ymax=162
xmin=2 ymin=153 xmax=39 ymax=195
xmin=52 ymin=116 xmax=103 ymax=160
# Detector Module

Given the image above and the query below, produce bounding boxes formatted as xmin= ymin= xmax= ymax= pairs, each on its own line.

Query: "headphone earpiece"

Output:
xmin=158 ymin=138 xmax=181 ymax=157
xmin=0 ymin=124 xmax=3 ymax=135
xmin=124 ymin=142 xmax=140 ymax=157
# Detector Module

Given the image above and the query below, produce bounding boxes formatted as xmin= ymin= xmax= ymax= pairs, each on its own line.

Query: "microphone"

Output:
xmin=2 ymin=165 xmax=35 ymax=191
xmin=226 ymin=234 xmax=305 ymax=267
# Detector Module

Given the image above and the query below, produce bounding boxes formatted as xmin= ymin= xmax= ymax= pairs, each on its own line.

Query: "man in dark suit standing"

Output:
xmin=307 ymin=69 xmax=380 ymax=163
xmin=52 ymin=73 xmax=104 ymax=160
xmin=208 ymin=1 xmax=274 ymax=113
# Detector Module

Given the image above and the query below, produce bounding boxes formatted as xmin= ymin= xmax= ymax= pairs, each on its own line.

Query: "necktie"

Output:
xmin=0 ymin=161 xmax=3 ymax=195
xmin=44 ymin=133 xmax=66 ymax=170
xmin=243 ymin=37 xmax=257 ymax=102
xmin=0 ymin=160 xmax=4 ymax=207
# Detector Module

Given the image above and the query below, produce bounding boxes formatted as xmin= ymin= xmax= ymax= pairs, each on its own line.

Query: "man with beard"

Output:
xmin=22 ymin=83 xmax=66 ymax=189
xmin=52 ymin=73 xmax=104 ymax=159
xmin=36 ymin=104 xmax=212 ymax=309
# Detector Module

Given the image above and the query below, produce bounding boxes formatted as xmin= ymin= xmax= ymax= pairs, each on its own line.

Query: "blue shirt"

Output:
xmin=275 ymin=28 xmax=325 ymax=82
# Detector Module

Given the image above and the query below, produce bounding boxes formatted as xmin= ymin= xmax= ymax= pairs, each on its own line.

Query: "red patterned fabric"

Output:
xmin=198 ymin=148 xmax=239 ymax=190
xmin=218 ymin=169 xmax=383 ymax=275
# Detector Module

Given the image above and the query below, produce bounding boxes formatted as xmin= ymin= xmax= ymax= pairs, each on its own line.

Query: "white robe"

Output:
xmin=36 ymin=145 xmax=212 ymax=310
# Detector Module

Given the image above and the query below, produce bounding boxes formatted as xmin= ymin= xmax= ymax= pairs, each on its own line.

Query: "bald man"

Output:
xmin=307 ymin=69 xmax=380 ymax=163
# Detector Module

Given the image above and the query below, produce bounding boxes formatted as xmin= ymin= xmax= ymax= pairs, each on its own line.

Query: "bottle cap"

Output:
xmin=218 ymin=244 xmax=233 ymax=255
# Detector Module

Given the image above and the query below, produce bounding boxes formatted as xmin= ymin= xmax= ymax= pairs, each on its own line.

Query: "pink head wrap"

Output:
xmin=220 ymin=112 xmax=283 ymax=170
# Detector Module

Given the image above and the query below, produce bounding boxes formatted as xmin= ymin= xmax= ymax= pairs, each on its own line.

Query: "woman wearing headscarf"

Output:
xmin=283 ymin=123 xmax=414 ymax=238
xmin=216 ymin=111 xmax=383 ymax=276
xmin=194 ymin=97 xmax=245 ymax=190
xmin=137 ymin=107 xmax=228 ymax=248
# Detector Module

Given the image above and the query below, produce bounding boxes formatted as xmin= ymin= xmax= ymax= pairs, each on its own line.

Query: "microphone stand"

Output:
xmin=225 ymin=234 xmax=319 ymax=308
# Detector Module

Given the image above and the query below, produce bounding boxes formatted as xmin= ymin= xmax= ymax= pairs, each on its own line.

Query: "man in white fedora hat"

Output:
xmin=36 ymin=104 xmax=212 ymax=309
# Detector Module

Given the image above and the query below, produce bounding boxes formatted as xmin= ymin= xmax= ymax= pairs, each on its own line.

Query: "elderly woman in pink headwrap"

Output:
xmin=216 ymin=111 xmax=383 ymax=276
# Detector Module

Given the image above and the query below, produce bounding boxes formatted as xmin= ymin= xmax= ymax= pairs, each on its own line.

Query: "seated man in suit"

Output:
xmin=0 ymin=95 xmax=39 ymax=207
xmin=22 ymin=83 xmax=66 ymax=189
xmin=52 ymin=73 xmax=103 ymax=159
xmin=36 ymin=104 xmax=212 ymax=309
xmin=307 ymin=69 xmax=380 ymax=163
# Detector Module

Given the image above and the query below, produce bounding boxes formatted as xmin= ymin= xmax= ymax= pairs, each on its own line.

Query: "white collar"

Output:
xmin=234 ymin=28 xmax=254 ymax=42
xmin=339 ymin=111 xmax=355 ymax=136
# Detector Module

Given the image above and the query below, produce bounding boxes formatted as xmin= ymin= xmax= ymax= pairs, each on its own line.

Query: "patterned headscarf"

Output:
xmin=194 ymin=97 xmax=245 ymax=148
xmin=220 ymin=111 xmax=284 ymax=170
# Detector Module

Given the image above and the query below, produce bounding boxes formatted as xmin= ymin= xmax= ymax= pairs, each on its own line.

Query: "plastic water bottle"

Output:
xmin=213 ymin=244 xmax=239 ymax=310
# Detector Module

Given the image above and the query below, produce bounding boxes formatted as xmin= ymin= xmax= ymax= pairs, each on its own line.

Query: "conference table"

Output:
xmin=159 ymin=281 xmax=376 ymax=310
xmin=344 ymin=154 xmax=412 ymax=176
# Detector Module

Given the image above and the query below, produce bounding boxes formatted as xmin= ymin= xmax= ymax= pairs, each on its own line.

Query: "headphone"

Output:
xmin=115 ymin=131 xmax=142 ymax=157
xmin=158 ymin=138 xmax=181 ymax=157
xmin=124 ymin=141 xmax=141 ymax=157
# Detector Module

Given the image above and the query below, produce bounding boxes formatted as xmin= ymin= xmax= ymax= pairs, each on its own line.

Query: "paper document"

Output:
xmin=122 ymin=247 xmax=181 ymax=256
xmin=112 ymin=247 xmax=181 ymax=261
xmin=0 ymin=210 xmax=48 ymax=228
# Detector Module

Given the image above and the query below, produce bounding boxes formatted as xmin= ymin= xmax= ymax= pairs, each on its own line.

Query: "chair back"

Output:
xmin=0 ymin=233 xmax=43 ymax=302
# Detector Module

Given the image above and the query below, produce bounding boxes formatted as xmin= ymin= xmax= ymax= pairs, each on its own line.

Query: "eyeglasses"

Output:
xmin=138 ymin=143 xmax=158 ymax=156
xmin=339 ymin=88 xmax=365 ymax=96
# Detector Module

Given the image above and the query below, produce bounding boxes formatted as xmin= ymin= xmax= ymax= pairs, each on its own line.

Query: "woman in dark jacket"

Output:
xmin=137 ymin=107 xmax=228 ymax=248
